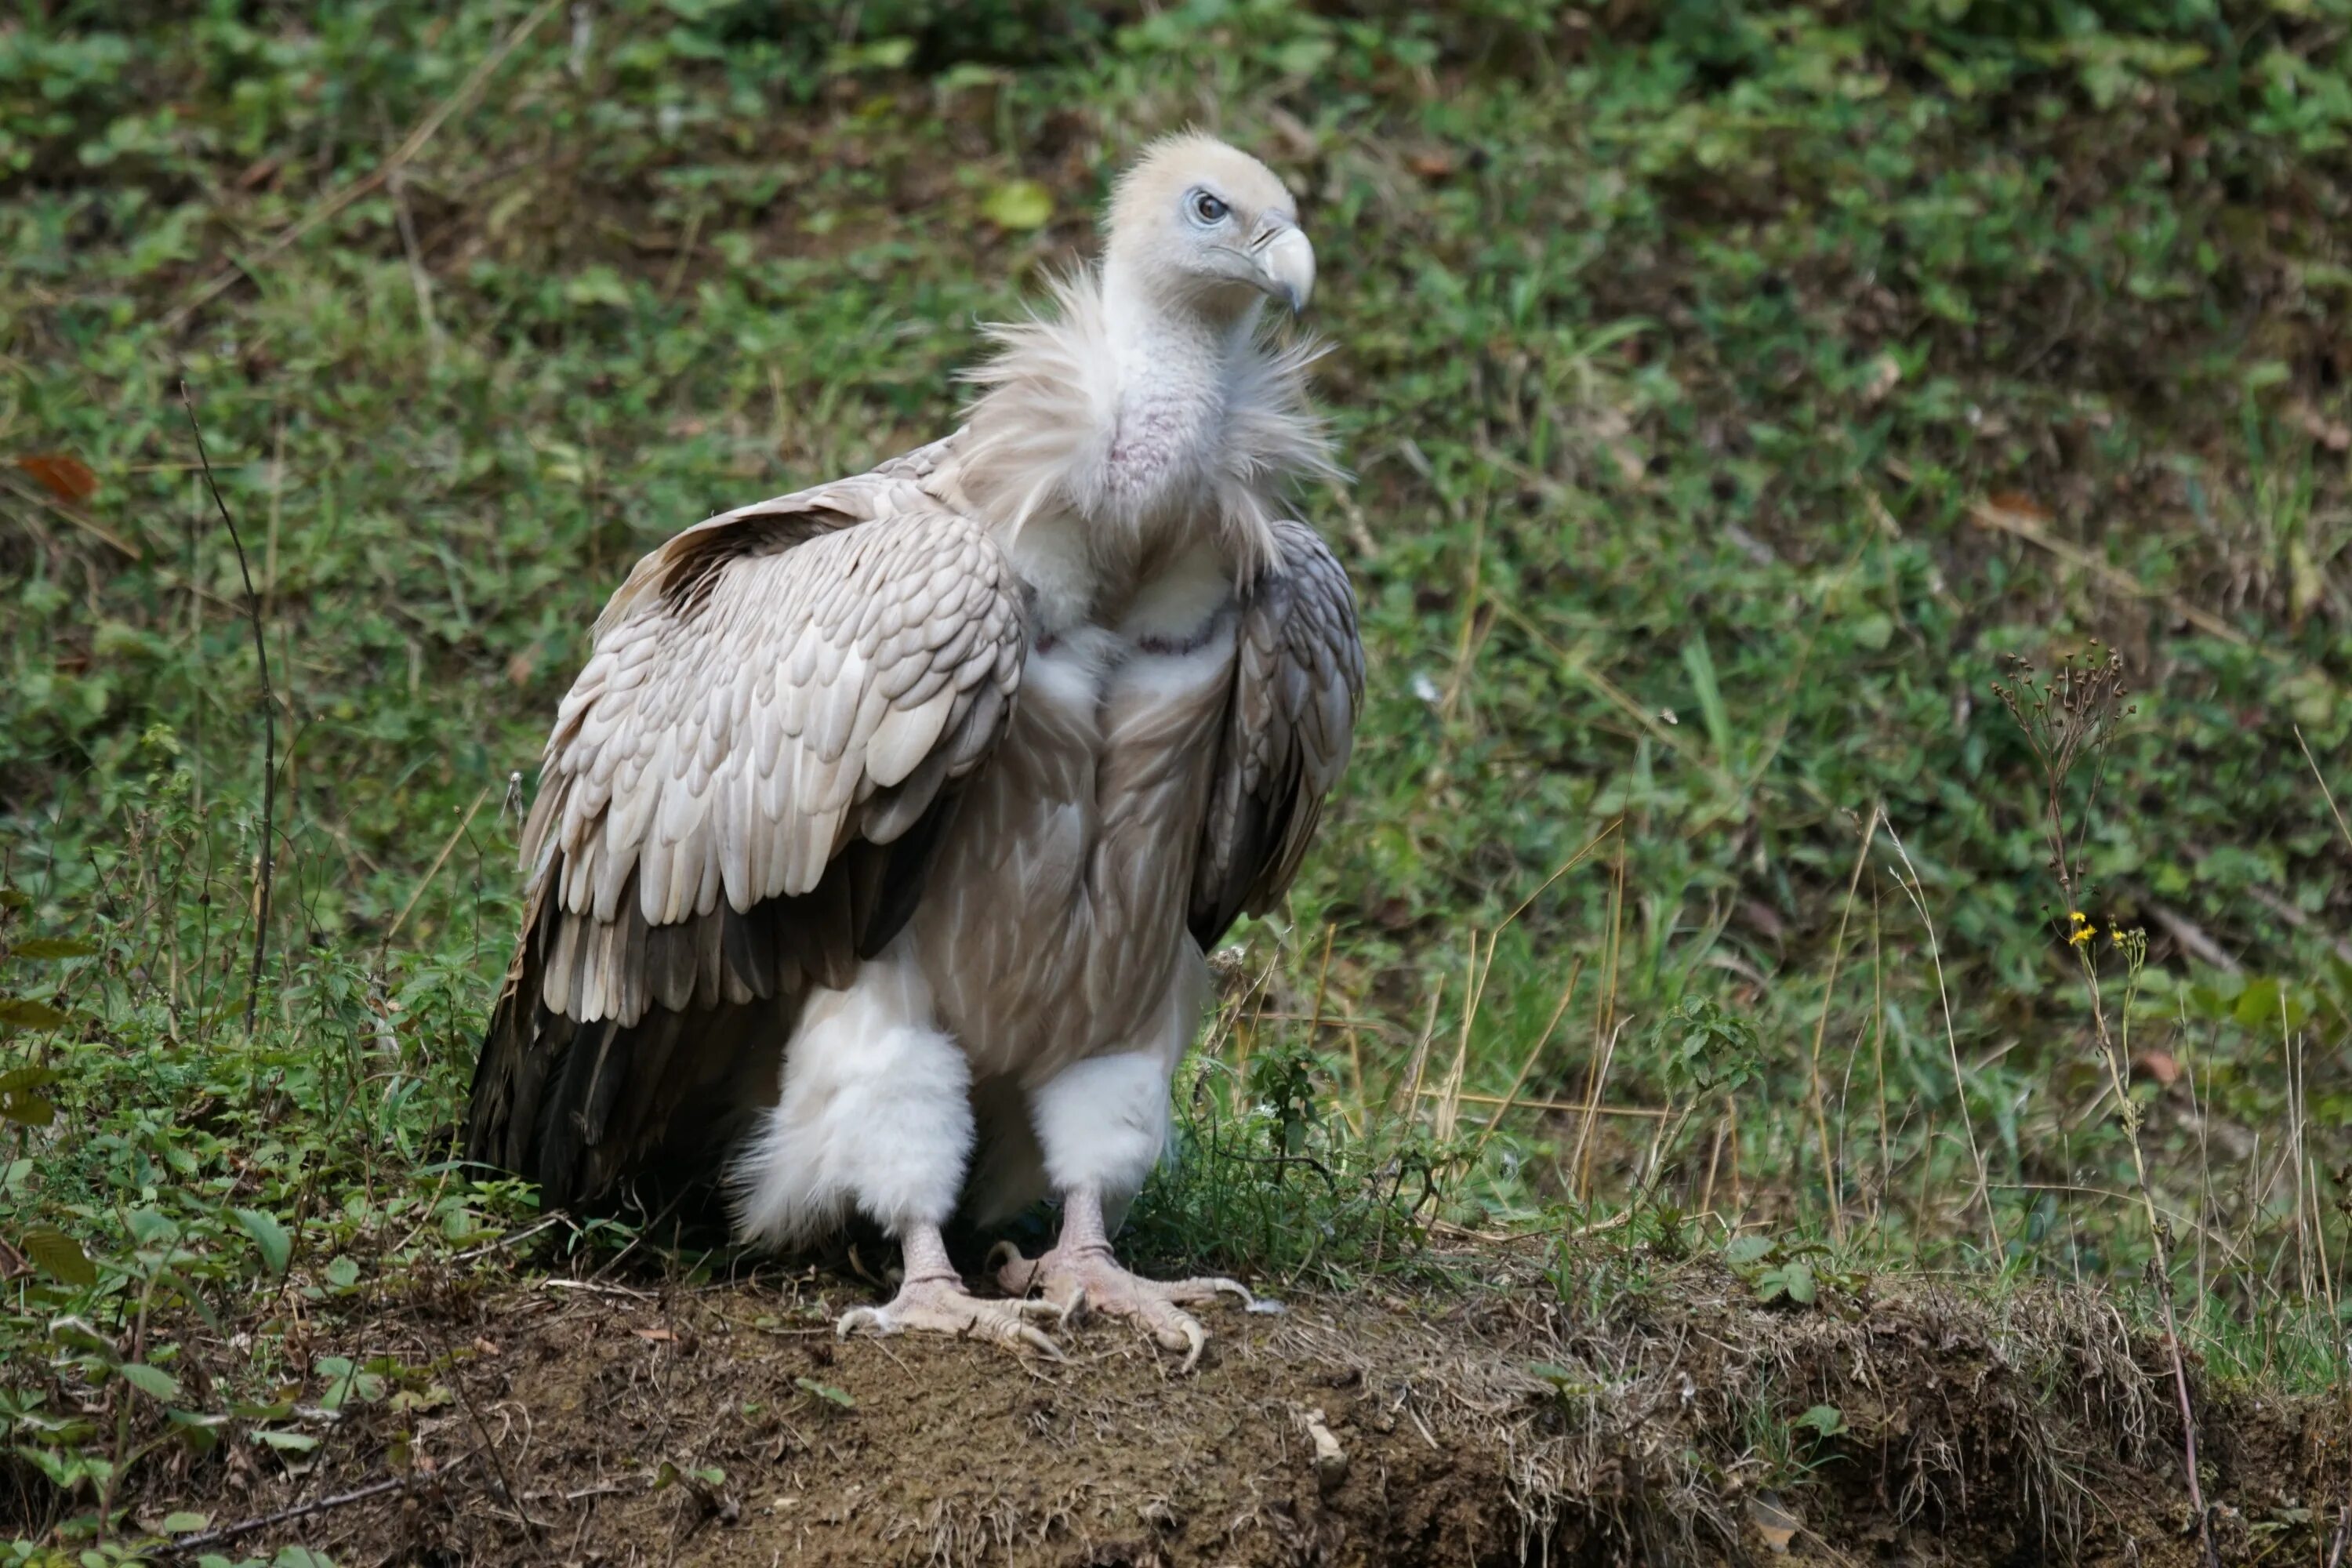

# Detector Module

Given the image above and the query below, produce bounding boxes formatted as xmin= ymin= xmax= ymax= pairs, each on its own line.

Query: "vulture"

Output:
xmin=465 ymin=134 xmax=1362 ymax=1368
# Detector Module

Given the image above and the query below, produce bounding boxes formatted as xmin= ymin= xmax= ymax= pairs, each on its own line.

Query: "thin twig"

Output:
xmin=1965 ymin=497 xmax=2254 ymax=651
xmin=2296 ymin=724 xmax=2352 ymax=856
xmin=431 ymin=1323 xmax=546 ymax=1541
xmin=379 ymin=782 xmax=494 ymax=960
xmin=158 ymin=1452 xmax=479 ymax=1558
xmin=180 ymin=380 xmax=277 ymax=1039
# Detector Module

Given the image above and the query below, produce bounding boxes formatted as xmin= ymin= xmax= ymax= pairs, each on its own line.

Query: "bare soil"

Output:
xmin=37 ymin=1251 xmax=2352 ymax=1567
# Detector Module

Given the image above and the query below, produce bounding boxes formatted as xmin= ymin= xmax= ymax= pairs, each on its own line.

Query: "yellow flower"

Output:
xmin=2069 ymin=924 xmax=2094 ymax=946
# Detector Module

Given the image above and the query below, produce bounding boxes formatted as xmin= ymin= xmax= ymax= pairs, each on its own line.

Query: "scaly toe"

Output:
xmin=836 ymin=1279 xmax=1065 ymax=1361
xmin=989 ymin=1240 xmax=1044 ymax=1296
xmin=1158 ymin=1274 xmax=1258 ymax=1309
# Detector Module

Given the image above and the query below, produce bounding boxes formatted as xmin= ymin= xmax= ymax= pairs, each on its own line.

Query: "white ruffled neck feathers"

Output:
xmin=953 ymin=266 xmax=1337 ymax=612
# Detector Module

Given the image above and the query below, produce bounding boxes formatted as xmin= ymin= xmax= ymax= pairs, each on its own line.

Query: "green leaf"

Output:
xmin=1792 ymin=1403 xmax=1847 ymax=1437
xmin=11 ymin=937 xmax=96 ymax=960
xmin=794 ymin=1376 xmax=855 ymax=1410
xmin=169 ymin=1408 xmax=227 ymax=1455
xmin=325 ymin=1255 xmax=360 ymax=1290
xmin=563 ymin=265 xmax=631 ymax=309
xmin=1722 ymin=1234 xmax=1775 ymax=1267
xmin=0 ymin=1064 xmax=55 ymax=1122
xmin=827 ymin=34 xmax=914 ymax=72
xmin=22 ymin=1225 xmax=97 ymax=1287
xmin=234 ymin=1208 xmax=292 ymax=1276
xmin=1526 ymin=1361 xmax=1597 ymax=1396
xmin=0 ymin=996 xmax=69 ymax=1029
xmin=1679 ymin=633 xmax=1732 ymax=760
xmin=118 ymin=1362 xmax=183 ymax=1402
xmin=0 ymin=1088 xmax=53 ymax=1126
xmin=1780 ymin=1261 xmax=1817 ymax=1305
xmin=981 ymin=180 xmax=1054 ymax=231
xmin=252 ymin=1428 xmax=320 ymax=1453
xmin=160 ymin=1511 xmax=211 ymax=1533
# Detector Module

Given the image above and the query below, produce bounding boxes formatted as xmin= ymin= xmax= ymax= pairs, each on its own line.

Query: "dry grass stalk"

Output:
xmin=1805 ymin=804 xmax=1880 ymax=1242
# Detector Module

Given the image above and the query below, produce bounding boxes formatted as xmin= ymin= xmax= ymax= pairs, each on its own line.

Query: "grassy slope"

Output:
xmin=4 ymin=0 xmax=2352 ymax=1552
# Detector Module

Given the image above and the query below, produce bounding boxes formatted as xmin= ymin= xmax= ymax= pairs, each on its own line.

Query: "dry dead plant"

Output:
xmin=1993 ymin=644 xmax=2219 ymax=1568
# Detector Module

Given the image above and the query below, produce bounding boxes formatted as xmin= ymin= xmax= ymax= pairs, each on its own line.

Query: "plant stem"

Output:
xmin=180 ymin=381 xmax=277 ymax=1040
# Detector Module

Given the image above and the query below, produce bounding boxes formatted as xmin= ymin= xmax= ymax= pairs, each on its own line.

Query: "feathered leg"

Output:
xmin=732 ymin=942 xmax=1063 ymax=1359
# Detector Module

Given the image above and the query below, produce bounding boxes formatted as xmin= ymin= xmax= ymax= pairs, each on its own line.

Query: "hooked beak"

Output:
xmin=1256 ymin=224 xmax=1316 ymax=314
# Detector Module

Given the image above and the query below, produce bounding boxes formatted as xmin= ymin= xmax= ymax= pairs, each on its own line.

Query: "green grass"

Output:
xmin=5 ymin=0 xmax=2352 ymax=1555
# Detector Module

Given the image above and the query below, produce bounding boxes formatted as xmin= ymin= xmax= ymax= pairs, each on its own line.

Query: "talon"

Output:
xmin=1171 ymin=1312 xmax=1207 ymax=1374
xmin=837 ymin=1305 xmax=891 ymax=1341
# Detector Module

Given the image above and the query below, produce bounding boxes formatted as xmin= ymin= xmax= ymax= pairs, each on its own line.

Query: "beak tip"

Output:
xmin=1259 ymin=226 xmax=1315 ymax=317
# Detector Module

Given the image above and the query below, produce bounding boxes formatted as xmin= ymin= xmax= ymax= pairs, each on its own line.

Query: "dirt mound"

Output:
xmin=20 ymin=1254 xmax=2347 ymax=1566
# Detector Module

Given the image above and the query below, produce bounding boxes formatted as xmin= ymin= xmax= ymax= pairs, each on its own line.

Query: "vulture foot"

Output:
xmin=837 ymin=1275 xmax=1067 ymax=1361
xmin=989 ymin=1240 xmax=1257 ymax=1374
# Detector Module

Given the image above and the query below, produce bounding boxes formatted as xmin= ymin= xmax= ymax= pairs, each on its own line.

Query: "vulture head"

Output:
xmin=1105 ymin=132 xmax=1316 ymax=322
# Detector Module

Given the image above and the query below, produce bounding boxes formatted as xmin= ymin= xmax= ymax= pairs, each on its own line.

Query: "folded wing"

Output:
xmin=466 ymin=445 xmax=1028 ymax=1208
xmin=1190 ymin=517 xmax=1363 ymax=949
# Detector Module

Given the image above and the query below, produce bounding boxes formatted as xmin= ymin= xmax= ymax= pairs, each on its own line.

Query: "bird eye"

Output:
xmin=1188 ymin=188 xmax=1229 ymax=227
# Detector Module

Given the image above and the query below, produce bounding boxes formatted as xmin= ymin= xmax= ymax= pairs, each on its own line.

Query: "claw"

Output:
xmin=837 ymin=1305 xmax=890 ymax=1341
xmin=1142 ymin=1302 xmax=1207 ymax=1374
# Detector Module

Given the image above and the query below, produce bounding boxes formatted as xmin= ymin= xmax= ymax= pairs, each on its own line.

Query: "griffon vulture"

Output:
xmin=465 ymin=134 xmax=1361 ymax=1368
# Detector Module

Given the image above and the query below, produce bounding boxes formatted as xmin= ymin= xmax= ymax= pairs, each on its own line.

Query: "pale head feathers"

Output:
xmin=956 ymin=133 xmax=1338 ymax=593
xmin=1105 ymin=132 xmax=1315 ymax=318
